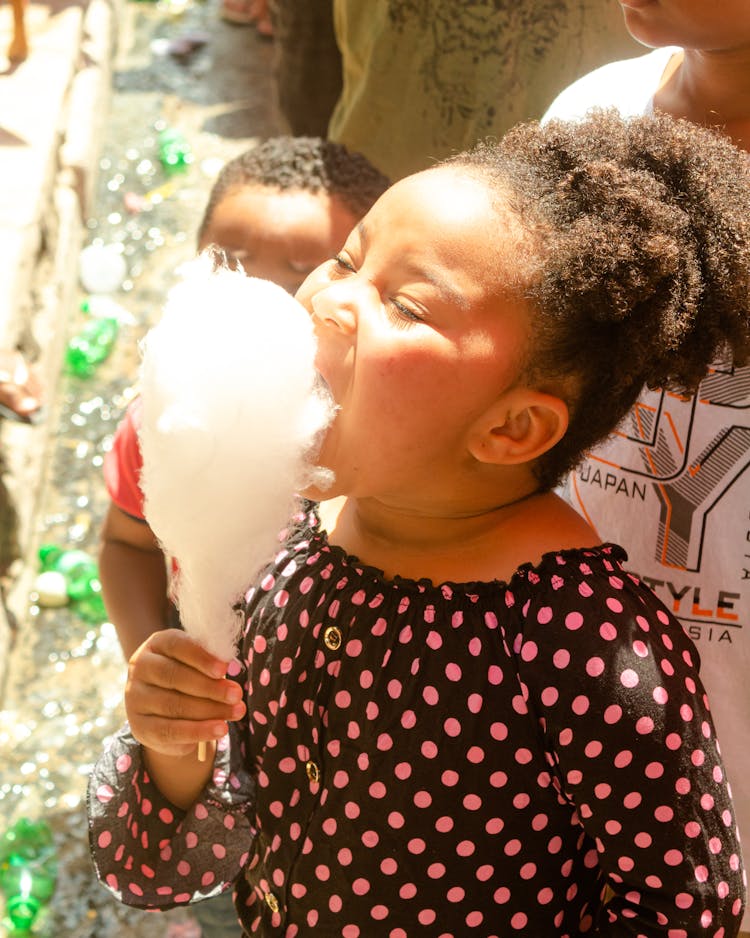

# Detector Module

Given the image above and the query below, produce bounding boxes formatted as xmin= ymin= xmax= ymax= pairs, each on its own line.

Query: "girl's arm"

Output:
xmin=519 ymin=566 xmax=746 ymax=936
xmin=124 ymin=628 xmax=245 ymax=807
xmin=99 ymin=502 xmax=171 ymax=661
xmin=88 ymin=633 xmax=256 ymax=910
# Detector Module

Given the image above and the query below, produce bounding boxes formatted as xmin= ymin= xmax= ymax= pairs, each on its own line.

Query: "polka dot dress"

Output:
xmin=89 ymin=503 xmax=747 ymax=936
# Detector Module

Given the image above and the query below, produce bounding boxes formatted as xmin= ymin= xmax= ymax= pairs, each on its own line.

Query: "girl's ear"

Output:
xmin=468 ymin=389 xmax=569 ymax=466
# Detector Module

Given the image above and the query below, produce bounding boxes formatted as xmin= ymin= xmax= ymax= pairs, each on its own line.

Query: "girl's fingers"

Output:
xmin=135 ymin=716 xmax=231 ymax=757
xmin=134 ymin=628 xmax=230 ymax=679
xmin=129 ymin=631 xmax=240 ymax=704
xmin=130 ymin=685 xmax=246 ymax=723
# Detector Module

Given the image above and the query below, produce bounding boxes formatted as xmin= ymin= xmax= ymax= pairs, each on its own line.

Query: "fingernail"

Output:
xmin=225 ymin=685 xmax=241 ymax=703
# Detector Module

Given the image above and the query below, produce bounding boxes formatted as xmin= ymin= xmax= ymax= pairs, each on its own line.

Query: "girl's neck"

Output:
xmin=319 ymin=490 xmax=598 ymax=585
xmin=656 ymin=48 xmax=750 ymax=149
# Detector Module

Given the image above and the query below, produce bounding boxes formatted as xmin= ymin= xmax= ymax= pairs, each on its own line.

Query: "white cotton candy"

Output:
xmin=138 ymin=253 xmax=336 ymax=661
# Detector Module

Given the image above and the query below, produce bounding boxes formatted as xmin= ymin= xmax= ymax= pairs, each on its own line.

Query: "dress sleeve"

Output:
xmin=516 ymin=552 xmax=746 ymax=936
xmin=87 ymin=661 xmax=257 ymax=910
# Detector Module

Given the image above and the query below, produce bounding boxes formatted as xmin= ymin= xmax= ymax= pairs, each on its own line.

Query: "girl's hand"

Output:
xmin=125 ymin=629 xmax=246 ymax=758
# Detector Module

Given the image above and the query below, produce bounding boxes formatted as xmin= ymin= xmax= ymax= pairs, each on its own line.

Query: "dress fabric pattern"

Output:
xmin=88 ymin=504 xmax=746 ymax=937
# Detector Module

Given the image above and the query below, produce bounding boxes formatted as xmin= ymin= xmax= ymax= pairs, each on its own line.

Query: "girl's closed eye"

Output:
xmin=333 ymin=254 xmax=356 ymax=273
xmin=387 ymin=297 xmax=424 ymax=328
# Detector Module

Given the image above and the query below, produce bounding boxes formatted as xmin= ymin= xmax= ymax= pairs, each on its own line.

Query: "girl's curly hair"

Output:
xmin=445 ymin=109 xmax=750 ymax=490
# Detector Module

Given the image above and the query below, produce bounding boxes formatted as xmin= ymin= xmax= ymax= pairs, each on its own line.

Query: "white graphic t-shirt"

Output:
xmin=545 ymin=49 xmax=750 ymax=918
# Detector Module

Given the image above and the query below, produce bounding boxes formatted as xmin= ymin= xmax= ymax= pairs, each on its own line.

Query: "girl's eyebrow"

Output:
xmin=357 ymin=221 xmax=468 ymax=310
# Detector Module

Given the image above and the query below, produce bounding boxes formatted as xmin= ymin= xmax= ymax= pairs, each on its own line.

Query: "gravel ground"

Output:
xmin=0 ymin=3 xmax=281 ymax=933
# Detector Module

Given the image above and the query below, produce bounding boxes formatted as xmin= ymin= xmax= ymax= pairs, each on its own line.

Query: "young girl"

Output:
xmin=89 ymin=111 xmax=748 ymax=936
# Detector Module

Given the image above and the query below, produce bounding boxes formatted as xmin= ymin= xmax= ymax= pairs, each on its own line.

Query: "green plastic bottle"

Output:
xmin=157 ymin=127 xmax=193 ymax=175
xmin=65 ymin=316 xmax=119 ymax=377
xmin=0 ymin=819 xmax=57 ymax=932
xmin=38 ymin=544 xmax=108 ymax=622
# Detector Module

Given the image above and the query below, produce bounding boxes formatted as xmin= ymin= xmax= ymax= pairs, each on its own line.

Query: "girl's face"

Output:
xmin=296 ymin=168 xmax=531 ymax=506
xmin=619 ymin=0 xmax=750 ymax=51
xmin=198 ymin=185 xmax=358 ymax=295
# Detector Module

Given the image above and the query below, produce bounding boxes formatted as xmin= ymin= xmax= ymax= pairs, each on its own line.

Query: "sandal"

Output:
xmin=220 ymin=0 xmax=273 ymax=35
xmin=0 ymin=350 xmax=43 ymax=424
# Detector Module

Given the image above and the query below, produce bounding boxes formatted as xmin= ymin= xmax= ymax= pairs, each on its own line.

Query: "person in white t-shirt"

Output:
xmin=545 ymin=6 xmax=750 ymax=931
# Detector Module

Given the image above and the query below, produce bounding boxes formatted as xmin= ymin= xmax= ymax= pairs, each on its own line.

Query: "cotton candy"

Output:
xmin=138 ymin=253 xmax=336 ymax=661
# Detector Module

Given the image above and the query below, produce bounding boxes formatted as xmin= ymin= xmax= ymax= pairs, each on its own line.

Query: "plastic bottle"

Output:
xmin=65 ymin=316 xmax=119 ymax=377
xmin=157 ymin=127 xmax=193 ymax=175
xmin=37 ymin=545 xmax=108 ymax=622
xmin=0 ymin=818 xmax=57 ymax=932
xmin=79 ymin=243 xmax=128 ymax=294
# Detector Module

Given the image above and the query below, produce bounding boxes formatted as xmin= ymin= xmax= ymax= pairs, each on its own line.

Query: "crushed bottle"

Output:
xmin=0 ymin=818 xmax=57 ymax=933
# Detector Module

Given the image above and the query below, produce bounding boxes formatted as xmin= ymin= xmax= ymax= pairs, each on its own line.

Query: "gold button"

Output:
xmin=264 ymin=891 xmax=280 ymax=913
xmin=323 ymin=626 xmax=342 ymax=650
xmin=305 ymin=760 xmax=321 ymax=783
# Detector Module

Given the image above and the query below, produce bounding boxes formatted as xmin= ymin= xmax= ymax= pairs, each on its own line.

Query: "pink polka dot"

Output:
xmin=641 ymin=761 xmax=665 ymax=782
xmin=388 ymin=812 xmax=404 ymax=829
xmin=466 ymin=911 xmax=484 ymax=926
xmin=444 ymin=717 xmax=461 ymax=737
xmin=487 ymin=665 xmax=504 ymax=685
xmin=655 ymin=805 xmax=674 ymax=822
xmin=399 ymin=882 xmax=417 ymax=900
xmin=436 ymin=816 xmax=454 ymax=833
xmin=599 ymin=621 xmax=617 ymax=641
xmin=417 ymin=909 xmax=436 ymax=926
xmin=421 ymin=740 xmax=438 ymax=759
xmin=381 ymin=857 xmax=397 ymax=875
xmin=565 ymin=611 xmax=583 ymax=630
xmin=511 ymin=912 xmax=528 ymax=929
xmin=96 ymin=785 xmax=114 ymax=804
xmin=553 ymin=649 xmax=570 ymax=668
xmin=586 ymin=657 xmax=605 ymax=677
xmin=664 ymin=849 xmax=683 ymax=866
xmin=620 ymin=669 xmax=639 ymax=688
xmin=441 ymin=769 xmax=459 ymax=787
xmin=572 ymin=695 xmax=590 ymax=715
xmin=445 ymin=662 xmax=462 ymax=681
xmin=352 ymin=878 xmax=370 ymax=896
xmin=427 ymin=862 xmax=446 ymax=879
xmin=604 ymin=705 xmax=622 ymax=724
xmin=413 ymin=790 xmax=432 ymax=808
xmin=494 ymin=886 xmax=511 ymax=904
xmin=457 ymin=840 xmax=476 ymax=857
xmin=614 ymin=750 xmax=632 ymax=768
xmin=370 ymin=905 xmax=389 ymax=921
xmin=636 ymin=716 xmax=654 ymax=734
xmin=422 ymin=685 xmax=439 ymax=705
xmin=467 ymin=693 xmax=483 ymax=713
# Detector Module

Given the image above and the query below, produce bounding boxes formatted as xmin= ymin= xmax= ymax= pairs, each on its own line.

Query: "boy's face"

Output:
xmin=198 ymin=185 xmax=358 ymax=295
xmin=619 ymin=0 xmax=750 ymax=50
xmin=296 ymin=167 xmax=531 ymax=506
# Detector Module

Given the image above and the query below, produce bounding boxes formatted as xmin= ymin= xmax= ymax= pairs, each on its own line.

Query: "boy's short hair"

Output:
xmin=198 ymin=136 xmax=390 ymax=242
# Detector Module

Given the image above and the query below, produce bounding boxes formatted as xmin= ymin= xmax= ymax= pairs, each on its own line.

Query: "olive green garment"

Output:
xmin=329 ymin=0 xmax=641 ymax=180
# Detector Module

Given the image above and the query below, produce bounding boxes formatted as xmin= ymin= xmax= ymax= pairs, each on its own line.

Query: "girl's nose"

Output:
xmin=310 ymin=283 xmax=357 ymax=335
